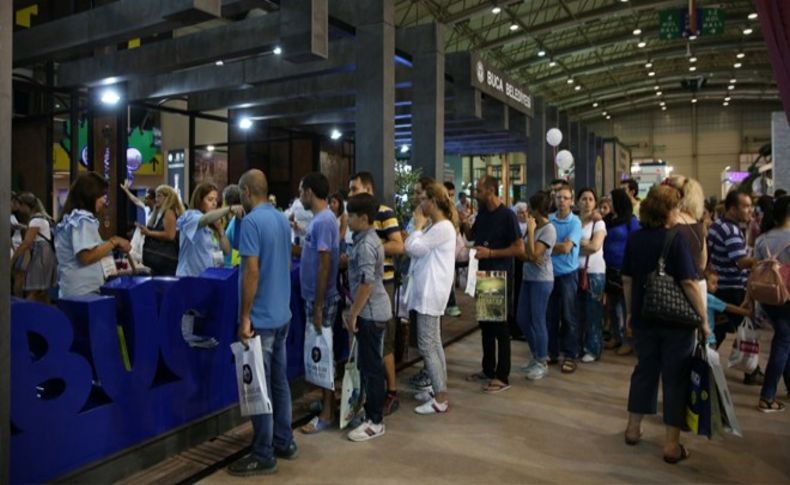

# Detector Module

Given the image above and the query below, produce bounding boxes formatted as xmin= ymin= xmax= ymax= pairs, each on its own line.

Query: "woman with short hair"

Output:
xmin=55 ymin=172 xmax=132 ymax=297
xmin=622 ymin=185 xmax=708 ymax=463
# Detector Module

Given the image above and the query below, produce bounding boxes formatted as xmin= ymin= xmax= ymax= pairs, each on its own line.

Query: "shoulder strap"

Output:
xmin=30 ymin=216 xmax=54 ymax=243
xmin=658 ymin=229 xmax=678 ymax=272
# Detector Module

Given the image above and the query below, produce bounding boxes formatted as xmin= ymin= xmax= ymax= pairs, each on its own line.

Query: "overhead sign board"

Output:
xmin=469 ymin=53 xmax=534 ymax=118
xmin=660 ymin=8 xmax=725 ymax=39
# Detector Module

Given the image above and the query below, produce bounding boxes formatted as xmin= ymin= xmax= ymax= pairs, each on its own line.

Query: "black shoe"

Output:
xmin=274 ymin=442 xmax=299 ymax=460
xmin=227 ymin=454 xmax=277 ymax=477
xmin=743 ymin=367 xmax=765 ymax=386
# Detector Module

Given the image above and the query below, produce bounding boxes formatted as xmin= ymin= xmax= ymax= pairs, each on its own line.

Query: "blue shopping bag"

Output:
xmin=686 ymin=344 xmax=713 ymax=438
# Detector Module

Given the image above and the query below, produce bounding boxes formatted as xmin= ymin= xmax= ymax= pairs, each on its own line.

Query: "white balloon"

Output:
xmin=555 ymin=150 xmax=574 ymax=171
xmin=546 ymin=128 xmax=563 ymax=147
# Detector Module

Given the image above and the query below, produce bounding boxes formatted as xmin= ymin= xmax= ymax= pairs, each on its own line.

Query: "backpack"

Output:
xmin=747 ymin=243 xmax=790 ymax=306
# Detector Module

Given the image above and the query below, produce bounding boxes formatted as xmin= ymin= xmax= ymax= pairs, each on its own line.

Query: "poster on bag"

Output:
xmin=304 ymin=325 xmax=335 ymax=390
xmin=475 ymin=270 xmax=508 ymax=322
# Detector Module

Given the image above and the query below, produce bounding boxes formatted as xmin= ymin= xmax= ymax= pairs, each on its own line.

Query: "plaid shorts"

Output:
xmin=304 ymin=296 xmax=340 ymax=329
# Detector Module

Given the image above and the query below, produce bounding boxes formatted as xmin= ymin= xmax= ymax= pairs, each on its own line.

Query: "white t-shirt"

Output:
xmin=578 ymin=220 xmax=607 ymax=274
xmin=10 ymin=214 xmax=22 ymax=250
xmin=405 ymin=220 xmax=456 ymax=316
xmin=28 ymin=217 xmax=52 ymax=243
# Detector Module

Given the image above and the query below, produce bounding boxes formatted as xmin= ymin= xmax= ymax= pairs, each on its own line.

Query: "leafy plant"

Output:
xmin=394 ymin=160 xmax=422 ymax=225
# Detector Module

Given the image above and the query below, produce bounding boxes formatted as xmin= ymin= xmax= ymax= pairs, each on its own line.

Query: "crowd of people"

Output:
xmin=8 ymin=167 xmax=789 ymax=475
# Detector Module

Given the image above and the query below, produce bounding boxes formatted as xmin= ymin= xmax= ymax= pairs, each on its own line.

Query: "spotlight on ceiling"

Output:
xmin=723 ymin=102 xmax=729 ymax=106
xmin=730 ymin=78 xmax=737 ymax=83
xmin=549 ymin=60 xmax=557 ymax=67
xmin=637 ymin=40 xmax=647 ymax=48
xmin=574 ymin=85 xmax=581 ymax=91
xmin=273 ymin=46 xmax=283 ymax=55
xmin=400 ymin=144 xmax=410 ymax=154
xmin=206 ymin=145 xmax=215 ymax=152
xmin=661 ymin=106 xmax=667 ymax=111
xmin=728 ymin=84 xmax=736 ymax=90
xmin=748 ymin=13 xmax=758 ymax=20
xmin=691 ymin=98 xmax=698 ymax=104
xmin=645 ymin=62 xmax=653 ymax=68
xmin=736 ymin=52 xmax=745 ymax=59
xmin=100 ymin=88 xmax=121 ymax=106
xmin=648 ymin=71 xmax=656 ymax=77
xmin=330 ymin=129 xmax=342 ymax=140
xmin=734 ymin=62 xmax=742 ymax=68
xmin=492 ymin=7 xmax=502 ymax=14
xmin=215 ymin=60 xmax=224 ymax=66
xmin=602 ymin=111 xmax=608 ymax=116
xmin=654 ymin=85 xmax=660 ymax=90
xmin=689 ymin=66 xmax=697 ymax=72
xmin=689 ymin=34 xmax=698 ymax=40
xmin=592 ymin=102 xmax=599 ymax=107
xmin=606 ymin=115 xmax=612 ymax=119
xmin=656 ymin=91 xmax=662 ymax=96
xmin=239 ymin=117 xmax=253 ymax=130
xmin=743 ymin=28 xmax=753 ymax=35
xmin=510 ymin=23 xmax=519 ymax=31
xmin=633 ymin=28 xmax=642 ymax=36
xmin=689 ymin=56 xmax=697 ymax=63
xmin=567 ymin=78 xmax=574 ymax=84
xmin=725 ymin=96 xmax=731 ymax=102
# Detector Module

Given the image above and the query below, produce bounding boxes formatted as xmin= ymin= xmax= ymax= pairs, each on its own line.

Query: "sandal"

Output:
xmin=465 ymin=371 xmax=489 ymax=382
xmin=300 ymin=416 xmax=333 ymax=434
xmin=483 ymin=381 xmax=511 ymax=394
xmin=624 ymin=430 xmax=642 ymax=446
xmin=758 ymin=399 xmax=786 ymax=413
xmin=663 ymin=444 xmax=690 ymax=464
xmin=561 ymin=360 xmax=577 ymax=374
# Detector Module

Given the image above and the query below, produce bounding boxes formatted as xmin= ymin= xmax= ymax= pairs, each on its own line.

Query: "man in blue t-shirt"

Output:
xmin=548 ymin=185 xmax=583 ymax=372
xmin=229 ymin=169 xmax=297 ymax=477
xmin=298 ymin=172 xmax=340 ymax=434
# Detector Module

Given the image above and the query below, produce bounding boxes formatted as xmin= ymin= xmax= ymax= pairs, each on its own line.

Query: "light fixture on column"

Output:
xmin=400 ymin=144 xmax=410 ymax=154
xmin=330 ymin=129 xmax=342 ymax=140
xmin=207 ymin=145 xmax=215 ymax=152
xmin=100 ymin=88 xmax=121 ymax=106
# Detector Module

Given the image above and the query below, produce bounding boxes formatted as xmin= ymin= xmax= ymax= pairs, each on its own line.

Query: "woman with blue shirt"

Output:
xmin=603 ymin=188 xmax=640 ymax=355
xmin=55 ymin=172 xmax=131 ymax=298
xmin=177 ymin=182 xmax=243 ymax=277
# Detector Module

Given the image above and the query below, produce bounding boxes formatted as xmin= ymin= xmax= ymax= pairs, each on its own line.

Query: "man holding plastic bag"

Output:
xmin=228 ymin=170 xmax=298 ymax=477
xmin=298 ymin=173 xmax=341 ymax=435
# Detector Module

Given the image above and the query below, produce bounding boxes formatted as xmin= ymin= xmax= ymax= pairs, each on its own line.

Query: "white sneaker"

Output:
xmin=415 ymin=398 xmax=449 ymax=415
xmin=414 ymin=388 xmax=434 ymax=402
xmin=581 ymin=353 xmax=597 ymax=363
xmin=347 ymin=420 xmax=386 ymax=442
xmin=525 ymin=362 xmax=548 ymax=381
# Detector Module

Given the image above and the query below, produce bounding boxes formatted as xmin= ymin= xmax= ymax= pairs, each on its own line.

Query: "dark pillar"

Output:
xmin=0 ymin=1 xmax=11 ymax=482
xmin=576 ymin=124 xmax=592 ymax=192
xmin=69 ymin=91 xmax=80 ymax=183
xmin=188 ymin=114 xmax=196 ymax=201
xmin=544 ymin=104 xmax=559 ymax=183
xmin=354 ymin=0 xmax=395 ymax=203
xmin=570 ymin=121 xmax=580 ymax=189
xmin=527 ymin=96 xmax=546 ymax=195
xmin=45 ymin=63 xmax=55 ymax=211
xmin=409 ymin=23 xmax=444 ymax=180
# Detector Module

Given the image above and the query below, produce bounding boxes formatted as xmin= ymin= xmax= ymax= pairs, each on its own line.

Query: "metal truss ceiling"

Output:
xmin=395 ymin=0 xmax=778 ymax=120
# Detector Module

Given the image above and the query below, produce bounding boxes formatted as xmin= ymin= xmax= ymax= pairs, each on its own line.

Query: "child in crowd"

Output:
xmin=705 ymin=271 xmax=752 ymax=347
xmin=344 ymin=193 xmax=392 ymax=441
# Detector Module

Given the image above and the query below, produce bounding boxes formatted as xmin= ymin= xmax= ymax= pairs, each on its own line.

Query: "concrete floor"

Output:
xmin=202 ymin=323 xmax=790 ymax=485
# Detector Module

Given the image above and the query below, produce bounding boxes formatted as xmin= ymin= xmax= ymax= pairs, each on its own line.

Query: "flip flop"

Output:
xmin=483 ymin=382 xmax=511 ymax=394
xmin=663 ymin=444 xmax=690 ymax=464
xmin=300 ymin=416 xmax=332 ymax=435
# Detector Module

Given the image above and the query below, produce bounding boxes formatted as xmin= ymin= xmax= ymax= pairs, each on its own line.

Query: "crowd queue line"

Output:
xmin=8 ymin=167 xmax=790 ymax=475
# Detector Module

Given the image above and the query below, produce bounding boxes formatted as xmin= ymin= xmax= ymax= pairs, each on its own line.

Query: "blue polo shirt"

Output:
xmin=549 ymin=211 xmax=582 ymax=276
xmin=238 ymin=203 xmax=292 ymax=329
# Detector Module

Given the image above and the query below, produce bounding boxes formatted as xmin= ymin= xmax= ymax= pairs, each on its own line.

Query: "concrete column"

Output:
xmin=576 ymin=124 xmax=592 ymax=192
xmin=409 ymin=23 xmax=444 ymax=180
xmin=527 ymin=96 xmax=546 ymax=195
xmin=355 ymin=0 xmax=395 ymax=203
xmin=772 ymin=112 xmax=790 ymax=193
xmin=0 ymin=1 xmax=11 ymax=482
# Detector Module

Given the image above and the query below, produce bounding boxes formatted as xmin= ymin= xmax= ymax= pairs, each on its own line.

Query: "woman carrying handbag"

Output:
xmin=621 ymin=185 xmax=710 ymax=464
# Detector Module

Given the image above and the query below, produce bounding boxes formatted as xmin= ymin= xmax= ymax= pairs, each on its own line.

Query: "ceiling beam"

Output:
xmin=522 ymin=41 xmax=766 ymax=87
xmin=57 ymin=13 xmax=280 ymax=87
xmin=13 ymin=0 xmax=222 ymax=66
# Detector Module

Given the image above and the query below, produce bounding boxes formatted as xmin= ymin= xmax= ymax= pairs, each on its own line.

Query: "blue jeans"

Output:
xmin=760 ymin=303 xmax=790 ymax=401
xmin=607 ymin=289 xmax=628 ymax=345
xmin=357 ymin=318 xmax=386 ymax=424
xmin=547 ymin=272 xmax=580 ymax=360
xmin=517 ymin=280 xmax=554 ymax=361
xmin=251 ymin=323 xmax=294 ymax=460
xmin=577 ymin=273 xmax=605 ymax=358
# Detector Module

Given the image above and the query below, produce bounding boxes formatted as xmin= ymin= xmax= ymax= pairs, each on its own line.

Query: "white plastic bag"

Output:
xmin=230 ymin=336 xmax=272 ymax=416
xmin=304 ymin=325 xmax=335 ymax=390
xmin=728 ymin=318 xmax=760 ymax=373
xmin=465 ymin=249 xmax=478 ymax=297
xmin=707 ymin=347 xmax=742 ymax=437
xmin=130 ymin=227 xmax=144 ymax=265
xmin=340 ymin=338 xmax=363 ymax=430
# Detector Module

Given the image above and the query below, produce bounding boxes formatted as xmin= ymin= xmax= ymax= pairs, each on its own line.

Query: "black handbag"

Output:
xmin=642 ymin=229 xmax=702 ymax=328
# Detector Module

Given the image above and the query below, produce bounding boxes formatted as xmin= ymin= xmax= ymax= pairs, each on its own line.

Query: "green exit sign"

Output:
xmin=659 ymin=8 xmax=725 ymax=39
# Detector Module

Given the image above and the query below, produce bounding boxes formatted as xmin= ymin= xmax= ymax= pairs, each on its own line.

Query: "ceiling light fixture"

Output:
xmin=656 ymin=91 xmax=662 ymax=96
xmin=723 ymin=102 xmax=729 ymax=106
xmin=654 ymin=85 xmax=660 ymax=90
xmin=743 ymin=28 xmax=753 ymax=35
xmin=239 ymin=117 xmax=253 ymax=130
xmin=593 ymin=102 xmax=599 ymax=108
xmin=575 ymin=85 xmax=582 ymax=91
xmin=689 ymin=34 xmax=698 ymax=40
xmin=660 ymin=101 xmax=666 ymax=106
xmin=633 ymin=28 xmax=642 ymax=36
xmin=661 ymin=106 xmax=667 ymax=111
xmin=689 ymin=56 xmax=697 ymax=63
xmin=99 ymin=88 xmax=121 ymax=106
xmin=215 ymin=60 xmax=224 ymax=66
xmin=510 ymin=23 xmax=519 ymax=31
xmin=725 ymin=96 xmax=731 ymax=101
xmin=606 ymin=115 xmax=612 ymax=120
xmin=689 ymin=66 xmax=697 ymax=72
xmin=748 ymin=13 xmax=758 ymax=20
xmin=206 ymin=145 xmax=215 ymax=152
xmin=736 ymin=52 xmax=745 ymax=59
xmin=567 ymin=78 xmax=574 ymax=84
xmin=734 ymin=62 xmax=742 ymax=68
xmin=691 ymin=98 xmax=698 ymax=104
xmin=537 ymin=50 xmax=546 ymax=57
xmin=730 ymin=78 xmax=737 ymax=83
xmin=273 ymin=46 xmax=283 ymax=55
xmin=602 ymin=111 xmax=608 ymax=116
xmin=645 ymin=62 xmax=653 ymax=68
xmin=330 ymin=129 xmax=342 ymax=140
xmin=400 ymin=144 xmax=410 ymax=153
xmin=648 ymin=71 xmax=656 ymax=77
xmin=492 ymin=7 xmax=502 ymax=14
xmin=728 ymin=84 xmax=735 ymax=90
xmin=637 ymin=40 xmax=647 ymax=48
xmin=549 ymin=60 xmax=557 ymax=67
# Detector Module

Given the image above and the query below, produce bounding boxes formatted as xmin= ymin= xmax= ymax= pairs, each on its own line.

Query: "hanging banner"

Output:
xmin=468 ymin=52 xmax=534 ymax=118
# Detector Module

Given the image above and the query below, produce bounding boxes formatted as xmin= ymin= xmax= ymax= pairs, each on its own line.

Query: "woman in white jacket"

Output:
xmin=406 ymin=181 xmax=458 ymax=415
